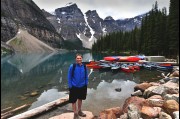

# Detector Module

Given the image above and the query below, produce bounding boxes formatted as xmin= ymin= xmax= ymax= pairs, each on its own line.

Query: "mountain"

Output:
xmin=43 ymin=3 xmax=146 ymax=49
xmin=117 ymin=14 xmax=146 ymax=31
xmin=1 ymin=0 xmax=64 ymax=53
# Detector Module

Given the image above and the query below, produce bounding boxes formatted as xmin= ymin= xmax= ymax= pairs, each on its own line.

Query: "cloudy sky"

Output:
xmin=33 ymin=0 xmax=170 ymax=19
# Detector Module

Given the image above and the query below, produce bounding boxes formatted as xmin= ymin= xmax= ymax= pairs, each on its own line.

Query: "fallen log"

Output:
xmin=1 ymin=104 xmax=30 ymax=119
xmin=1 ymin=107 xmax=12 ymax=113
xmin=1 ymin=112 xmax=13 ymax=119
xmin=8 ymin=95 xmax=69 ymax=119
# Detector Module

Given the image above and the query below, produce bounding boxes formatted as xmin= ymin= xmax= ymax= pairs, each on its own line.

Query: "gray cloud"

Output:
xmin=33 ymin=0 xmax=170 ymax=19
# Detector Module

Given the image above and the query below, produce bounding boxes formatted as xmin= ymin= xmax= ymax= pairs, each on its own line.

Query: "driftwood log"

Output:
xmin=8 ymin=96 xmax=69 ymax=119
xmin=1 ymin=104 xmax=30 ymax=119
xmin=1 ymin=107 xmax=12 ymax=113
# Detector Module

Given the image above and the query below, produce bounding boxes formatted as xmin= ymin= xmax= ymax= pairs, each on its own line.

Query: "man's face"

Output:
xmin=76 ymin=56 xmax=82 ymax=64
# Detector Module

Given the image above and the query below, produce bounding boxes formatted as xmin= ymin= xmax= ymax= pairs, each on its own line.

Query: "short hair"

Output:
xmin=75 ymin=53 xmax=83 ymax=58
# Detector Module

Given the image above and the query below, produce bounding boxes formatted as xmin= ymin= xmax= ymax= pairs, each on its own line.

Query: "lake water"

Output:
xmin=1 ymin=52 xmax=162 ymax=116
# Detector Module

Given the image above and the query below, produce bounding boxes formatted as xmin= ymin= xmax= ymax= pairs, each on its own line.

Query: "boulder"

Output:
xmin=163 ymin=81 xmax=179 ymax=94
xmin=163 ymin=94 xmax=179 ymax=103
xmin=146 ymin=98 xmax=164 ymax=107
xmin=159 ymin=111 xmax=172 ymax=119
xmin=162 ymin=77 xmax=171 ymax=82
xmin=148 ymin=95 xmax=163 ymax=100
xmin=99 ymin=107 xmax=123 ymax=119
xmin=159 ymin=79 xmax=166 ymax=84
xmin=134 ymin=83 xmax=152 ymax=92
xmin=170 ymin=71 xmax=179 ymax=77
xmin=115 ymin=88 xmax=121 ymax=92
xmin=163 ymin=100 xmax=179 ymax=115
xmin=49 ymin=111 xmax=94 ymax=119
xmin=119 ymin=113 xmax=128 ymax=119
xmin=168 ymin=77 xmax=179 ymax=84
xmin=122 ymin=96 xmax=147 ymax=113
xmin=30 ymin=91 xmax=38 ymax=96
xmin=149 ymin=82 xmax=161 ymax=86
xmin=127 ymin=104 xmax=141 ymax=119
xmin=151 ymin=85 xmax=167 ymax=95
xmin=163 ymin=81 xmax=179 ymax=88
xmin=141 ymin=106 xmax=161 ymax=118
xmin=131 ymin=90 xmax=143 ymax=96
xmin=173 ymin=111 xmax=179 ymax=119
xmin=143 ymin=86 xmax=159 ymax=98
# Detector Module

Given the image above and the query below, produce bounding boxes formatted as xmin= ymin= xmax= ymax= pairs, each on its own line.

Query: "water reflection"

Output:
xmin=1 ymin=52 xmax=161 ymax=115
xmin=29 ymin=89 xmax=67 ymax=110
xmin=82 ymin=79 xmax=136 ymax=115
xmin=1 ymin=52 xmax=96 ymax=109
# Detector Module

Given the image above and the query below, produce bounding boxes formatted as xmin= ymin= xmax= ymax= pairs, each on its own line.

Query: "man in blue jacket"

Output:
xmin=68 ymin=53 xmax=88 ymax=119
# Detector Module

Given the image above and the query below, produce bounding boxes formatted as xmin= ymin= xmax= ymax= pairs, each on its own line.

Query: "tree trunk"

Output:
xmin=8 ymin=96 xmax=69 ymax=119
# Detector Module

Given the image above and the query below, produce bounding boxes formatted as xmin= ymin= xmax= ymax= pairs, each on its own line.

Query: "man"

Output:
xmin=68 ymin=53 xmax=88 ymax=119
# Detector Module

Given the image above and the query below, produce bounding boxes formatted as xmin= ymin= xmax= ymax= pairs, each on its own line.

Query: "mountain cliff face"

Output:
xmin=1 ymin=0 xmax=64 ymax=49
xmin=117 ymin=14 xmax=145 ymax=31
xmin=43 ymin=3 xmax=146 ymax=49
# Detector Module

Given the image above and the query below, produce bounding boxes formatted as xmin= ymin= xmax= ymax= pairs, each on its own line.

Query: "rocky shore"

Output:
xmin=51 ymin=67 xmax=179 ymax=119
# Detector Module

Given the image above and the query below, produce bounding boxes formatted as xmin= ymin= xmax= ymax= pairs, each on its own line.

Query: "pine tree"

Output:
xmin=168 ymin=0 xmax=179 ymax=57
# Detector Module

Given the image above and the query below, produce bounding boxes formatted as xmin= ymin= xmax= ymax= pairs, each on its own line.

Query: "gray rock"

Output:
xmin=163 ymin=94 xmax=179 ymax=103
xmin=119 ymin=113 xmax=128 ymax=119
xmin=131 ymin=90 xmax=143 ymax=96
xmin=159 ymin=79 xmax=166 ymax=84
xmin=173 ymin=111 xmax=179 ymax=119
xmin=169 ymin=77 xmax=179 ymax=84
xmin=162 ymin=77 xmax=171 ymax=82
xmin=151 ymin=85 xmax=167 ymax=96
xmin=159 ymin=111 xmax=172 ymax=119
xmin=127 ymin=104 xmax=141 ymax=119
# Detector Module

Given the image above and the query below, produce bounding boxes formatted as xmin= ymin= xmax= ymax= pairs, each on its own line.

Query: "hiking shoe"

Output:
xmin=78 ymin=110 xmax=86 ymax=117
xmin=74 ymin=113 xmax=81 ymax=119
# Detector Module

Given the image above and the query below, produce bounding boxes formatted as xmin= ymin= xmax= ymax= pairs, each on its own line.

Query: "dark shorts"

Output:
xmin=69 ymin=85 xmax=87 ymax=103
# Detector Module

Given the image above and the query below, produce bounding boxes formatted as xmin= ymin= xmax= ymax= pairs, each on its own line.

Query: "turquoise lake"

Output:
xmin=1 ymin=52 xmax=163 ymax=116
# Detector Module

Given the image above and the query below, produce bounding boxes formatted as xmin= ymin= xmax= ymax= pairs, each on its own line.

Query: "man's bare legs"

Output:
xmin=72 ymin=103 xmax=77 ymax=113
xmin=72 ymin=100 xmax=82 ymax=113
xmin=72 ymin=99 xmax=86 ymax=117
xmin=72 ymin=103 xmax=80 ymax=119
xmin=77 ymin=99 xmax=86 ymax=117
xmin=77 ymin=99 xmax=82 ymax=112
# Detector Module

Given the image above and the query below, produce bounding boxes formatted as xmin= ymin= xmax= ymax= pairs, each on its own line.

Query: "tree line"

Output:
xmin=92 ymin=0 xmax=179 ymax=58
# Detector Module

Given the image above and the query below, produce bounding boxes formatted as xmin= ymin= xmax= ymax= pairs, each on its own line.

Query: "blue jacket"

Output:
xmin=68 ymin=63 xmax=88 ymax=88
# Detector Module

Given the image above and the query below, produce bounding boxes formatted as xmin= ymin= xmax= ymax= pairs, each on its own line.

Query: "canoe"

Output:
xmin=126 ymin=56 xmax=141 ymax=62
xmin=118 ymin=56 xmax=128 ymax=61
xmin=86 ymin=64 xmax=102 ymax=69
xmin=156 ymin=66 xmax=173 ymax=71
xmin=104 ymin=56 xmax=119 ymax=61
xmin=121 ymin=64 xmax=135 ymax=73
xmin=159 ymin=63 xmax=172 ymax=66
xmin=118 ymin=56 xmax=140 ymax=62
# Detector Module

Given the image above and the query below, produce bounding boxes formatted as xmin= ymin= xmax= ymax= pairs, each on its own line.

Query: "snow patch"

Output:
xmin=50 ymin=11 xmax=56 ymax=15
xmin=56 ymin=18 xmax=61 ymax=23
xmin=61 ymin=12 xmax=66 ymax=14
xmin=76 ymin=33 xmax=96 ymax=49
xmin=58 ymin=28 xmax=61 ymax=33
xmin=92 ymin=19 xmax=95 ymax=23
xmin=83 ymin=13 xmax=95 ymax=41
xmin=102 ymin=27 xmax=107 ymax=36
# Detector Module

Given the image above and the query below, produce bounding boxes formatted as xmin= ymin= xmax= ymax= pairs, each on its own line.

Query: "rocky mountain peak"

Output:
xmin=65 ymin=2 xmax=77 ymax=7
xmin=55 ymin=3 xmax=82 ymax=18
xmin=42 ymin=9 xmax=54 ymax=17
xmin=104 ymin=16 xmax=115 ymax=21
